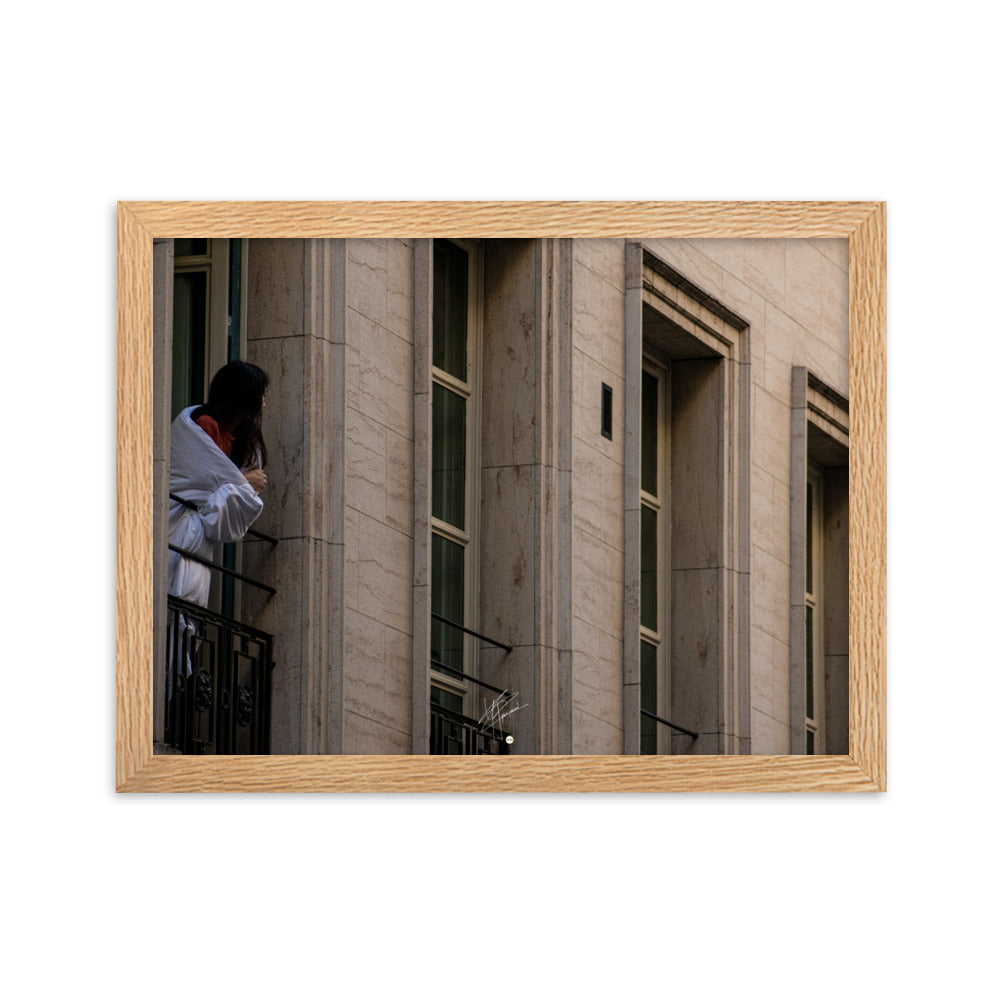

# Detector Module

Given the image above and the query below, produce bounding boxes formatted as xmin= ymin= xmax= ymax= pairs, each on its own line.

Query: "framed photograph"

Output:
xmin=117 ymin=201 xmax=885 ymax=791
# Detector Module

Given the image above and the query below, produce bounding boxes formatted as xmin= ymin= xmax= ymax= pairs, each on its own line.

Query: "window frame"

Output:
xmin=429 ymin=238 xmax=484 ymax=714
xmin=805 ymin=463 xmax=825 ymax=754
xmin=789 ymin=366 xmax=850 ymax=755
xmin=624 ymin=242 xmax=750 ymax=755
xmin=639 ymin=354 xmax=671 ymax=754
xmin=171 ymin=238 xmax=233 ymax=417
xmin=171 ymin=238 xmax=249 ymax=618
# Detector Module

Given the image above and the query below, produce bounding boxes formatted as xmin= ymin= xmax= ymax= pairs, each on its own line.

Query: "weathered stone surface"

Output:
xmin=352 ymin=312 xmax=412 ymax=437
xmin=344 ymin=709 xmax=410 ymax=753
xmin=480 ymin=464 xmax=536 ymax=649
xmin=195 ymin=237 xmax=852 ymax=757
xmin=354 ymin=510 xmax=412 ymax=634
xmin=751 ymin=707 xmax=790 ymax=756
xmin=785 ymin=240 xmax=825 ymax=336
xmin=347 ymin=238 xmax=388 ymax=330
xmin=752 ymin=542 xmax=791 ymax=647
xmin=742 ymin=239 xmax=787 ymax=306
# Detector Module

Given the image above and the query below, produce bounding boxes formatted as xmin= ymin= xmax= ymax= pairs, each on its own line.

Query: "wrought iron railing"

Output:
xmin=170 ymin=493 xmax=279 ymax=546
xmin=429 ymin=612 xmax=514 ymax=754
xmin=430 ymin=702 xmax=511 ymax=755
xmin=640 ymin=708 xmax=699 ymax=754
xmin=165 ymin=595 xmax=274 ymax=754
xmin=166 ymin=493 xmax=277 ymax=754
xmin=169 ymin=493 xmax=278 ymax=596
xmin=640 ymin=709 xmax=698 ymax=739
xmin=430 ymin=612 xmax=513 ymax=654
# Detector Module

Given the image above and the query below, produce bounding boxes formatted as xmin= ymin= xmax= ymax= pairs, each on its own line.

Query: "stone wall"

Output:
xmin=570 ymin=239 xmax=627 ymax=753
xmin=342 ymin=239 xmax=415 ymax=752
xmin=566 ymin=238 xmax=848 ymax=754
xmin=165 ymin=237 xmax=848 ymax=756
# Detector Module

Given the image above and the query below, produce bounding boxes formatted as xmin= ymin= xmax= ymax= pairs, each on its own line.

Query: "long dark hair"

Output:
xmin=194 ymin=360 xmax=269 ymax=470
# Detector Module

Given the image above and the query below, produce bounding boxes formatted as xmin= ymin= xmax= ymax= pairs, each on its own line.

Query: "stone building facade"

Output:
xmin=152 ymin=237 xmax=849 ymax=756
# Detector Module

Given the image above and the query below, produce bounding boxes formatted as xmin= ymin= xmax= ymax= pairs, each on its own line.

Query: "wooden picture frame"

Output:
xmin=117 ymin=201 xmax=886 ymax=792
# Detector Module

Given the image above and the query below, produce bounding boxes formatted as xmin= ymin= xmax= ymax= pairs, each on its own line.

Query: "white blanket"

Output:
xmin=167 ymin=406 xmax=264 ymax=606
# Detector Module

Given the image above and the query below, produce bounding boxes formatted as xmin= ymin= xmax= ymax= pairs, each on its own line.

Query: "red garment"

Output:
xmin=194 ymin=414 xmax=234 ymax=458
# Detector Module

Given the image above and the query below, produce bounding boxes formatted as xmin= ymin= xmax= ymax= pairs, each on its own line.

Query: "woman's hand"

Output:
xmin=245 ymin=469 xmax=267 ymax=494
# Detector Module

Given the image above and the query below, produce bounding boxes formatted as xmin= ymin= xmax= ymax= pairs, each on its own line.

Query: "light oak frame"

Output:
xmin=117 ymin=201 xmax=886 ymax=792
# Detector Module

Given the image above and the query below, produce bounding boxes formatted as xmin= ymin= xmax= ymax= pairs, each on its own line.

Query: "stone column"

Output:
xmin=622 ymin=242 xmax=643 ymax=754
xmin=788 ymin=366 xmax=809 ymax=755
xmin=411 ymin=241 xmax=432 ymax=753
xmin=243 ymin=239 xmax=346 ymax=754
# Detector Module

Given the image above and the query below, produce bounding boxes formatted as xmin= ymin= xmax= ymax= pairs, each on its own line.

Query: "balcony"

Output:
xmin=165 ymin=595 xmax=274 ymax=754
xmin=430 ymin=701 xmax=511 ymax=755
xmin=429 ymin=611 xmax=513 ymax=755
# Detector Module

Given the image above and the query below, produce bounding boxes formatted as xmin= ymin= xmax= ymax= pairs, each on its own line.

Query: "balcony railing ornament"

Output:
xmin=195 ymin=670 xmax=214 ymax=713
xmin=237 ymin=686 xmax=255 ymax=728
xmin=165 ymin=595 xmax=274 ymax=754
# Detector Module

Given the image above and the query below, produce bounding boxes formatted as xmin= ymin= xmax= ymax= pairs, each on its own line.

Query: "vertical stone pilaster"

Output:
xmin=736 ymin=342 xmax=753 ymax=754
xmin=532 ymin=238 xmax=573 ymax=754
xmin=533 ymin=239 xmax=552 ymax=752
xmin=788 ymin=366 xmax=809 ymax=755
xmin=720 ymin=348 xmax=753 ymax=755
xmin=555 ymin=239 xmax=575 ymax=755
xmin=411 ymin=240 xmax=432 ymax=753
xmin=245 ymin=238 xmax=346 ymax=754
xmin=305 ymin=238 xmax=346 ymax=754
xmin=478 ymin=240 xmax=546 ymax=752
xmin=622 ymin=242 xmax=644 ymax=754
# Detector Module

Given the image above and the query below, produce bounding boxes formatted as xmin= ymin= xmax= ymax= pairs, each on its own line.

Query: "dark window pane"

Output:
xmin=806 ymin=479 xmax=814 ymax=593
xmin=806 ymin=729 xmax=815 ymax=755
xmin=641 ymin=369 xmax=658 ymax=496
xmin=641 ymin=504 xmax=657 ymax=631
xmin=640 ymin=640 xmax=658 ymax=754
xmin=431 ymin=685 xmax=464 ymax=714
xmin=432 ymin=383 xmax=466 ymax=529
xmin=172 ymin=270 xmax=207 ymax=418
xmin=806 ymin=603 xmax=814 ymax=719
xmin=227 ymin=238 xmax=242 ymax=363
xmin=432 ymin=534 xmax=465 ymax=673
xmin=433 ymin=240 xmax=468 ymax=380
xmin=175 ymin=239 xmax=208 ymax=257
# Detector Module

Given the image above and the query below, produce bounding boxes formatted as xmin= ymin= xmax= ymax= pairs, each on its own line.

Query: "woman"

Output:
xmin=167 ymin=360 xmax=270 ymax=607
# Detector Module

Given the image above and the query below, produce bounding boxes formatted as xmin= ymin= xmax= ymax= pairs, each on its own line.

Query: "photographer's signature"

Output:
xmin=479 ymin=691 xmax=527 ymax=733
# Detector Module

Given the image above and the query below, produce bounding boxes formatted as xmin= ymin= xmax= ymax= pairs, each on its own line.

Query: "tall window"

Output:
xmin=172 ymin=238 xmax=247 ymax=617
xmin=628 ymin=246 xmax=749 ymax=755
xmin=171 ymin=239 xmax=242 ymax=416
xmin=172 ymin=242 xmax=208 ymax=418
xmin=805 ymin=466 xmax=824 ymax=754
xmin=430 ymin=239 xmax=482 ymax=718
xmin=640 ymin=357 xmax=670 ymax=754
xmin=790 ymin=366 xmax=849 ymax=755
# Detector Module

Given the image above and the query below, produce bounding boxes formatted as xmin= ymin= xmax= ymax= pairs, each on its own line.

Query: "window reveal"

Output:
xmin=640 ymin=359 xmax=670 ymax=754
xmin=430 ymin=239 xmax=482 ymax=715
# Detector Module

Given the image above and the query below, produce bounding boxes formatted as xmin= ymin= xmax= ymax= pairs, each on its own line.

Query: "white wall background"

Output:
xmin=2 ymin=2 xmax=994 ymax=997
